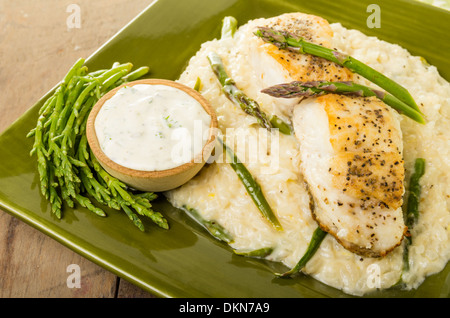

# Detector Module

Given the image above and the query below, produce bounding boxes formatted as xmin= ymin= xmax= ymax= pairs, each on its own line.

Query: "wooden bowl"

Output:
xmin=86 ymin=79 xmax=218 ymax=192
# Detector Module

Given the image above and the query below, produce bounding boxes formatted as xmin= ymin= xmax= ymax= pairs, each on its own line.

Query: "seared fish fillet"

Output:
xmin=293 ymin=94 xmax=406 ymax=257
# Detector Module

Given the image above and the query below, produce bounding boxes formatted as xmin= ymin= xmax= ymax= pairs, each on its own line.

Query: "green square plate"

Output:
xmin=0 ymin=0 xmax=448 ymax=298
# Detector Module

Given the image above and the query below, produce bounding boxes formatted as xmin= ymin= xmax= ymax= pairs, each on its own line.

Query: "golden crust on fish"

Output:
xmin=293 ymin=94 xmax=406 ymax=258
xmin=330 ymin=152 xmax=404 ymax=210
xmin=322 ymin=95 xmax=405 ymax=210
xmin=323 ymin=95 xmax=403 ymax=153
xmin=257 ymin=13 xmax=353 ymax=82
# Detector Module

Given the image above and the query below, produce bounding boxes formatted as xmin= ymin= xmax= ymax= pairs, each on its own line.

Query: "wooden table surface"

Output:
xmin=0 ymin=0 xmax=157 ymax=298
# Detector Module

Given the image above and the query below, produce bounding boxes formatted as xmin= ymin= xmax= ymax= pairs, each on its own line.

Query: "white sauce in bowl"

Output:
xmin=95 ymin=84 xmax=211 ymax=171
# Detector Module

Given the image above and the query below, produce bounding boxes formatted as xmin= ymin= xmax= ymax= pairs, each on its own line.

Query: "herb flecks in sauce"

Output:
xmin=95 ymin=84 xmax=211 ymax=171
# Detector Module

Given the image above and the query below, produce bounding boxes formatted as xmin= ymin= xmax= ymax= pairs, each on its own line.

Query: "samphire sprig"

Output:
xmin=27 ymin=58 xmax=168 ymax=231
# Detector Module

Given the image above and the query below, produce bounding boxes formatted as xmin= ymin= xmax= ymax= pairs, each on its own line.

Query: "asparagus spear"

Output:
xmin=262 ymin=80 xmax=425 ymax=124
xmin=182 ymin=205 xmax=233 ymax=243
xmin=207 ymin=52 xmax=293 ymax=134
xmin=277 ymin=226 xmax=327 ymax=277
xmin=214 ymin=17 xmax=294 ymax=134
xmin=193 ymin=77 xmax=202 ymax=92
xmin=192 ymin=66 xmax=285 ymax=232
xmin=221 ymin=16 xmax=238 ymax=39
xmin=219 ymin=137 xmax=283 ymax=231
xmin=192 ymin=54 xmax=284 ymax=233
xmin=234 ymin=247 xmax=273 ymax=258
xmin=207 ymin=51 xmax=272 ymax=130
xmin=269 ymin=114 xmax=293 ymax=135
xmin=254 ymin=27 xmax=421 ymax=114
xmin=402 ymin=158 xmax=426 ymax=272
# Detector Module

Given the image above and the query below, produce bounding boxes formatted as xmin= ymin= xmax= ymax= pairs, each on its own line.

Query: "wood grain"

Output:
xmin=0 ymin=0 xmax=155 ymax=298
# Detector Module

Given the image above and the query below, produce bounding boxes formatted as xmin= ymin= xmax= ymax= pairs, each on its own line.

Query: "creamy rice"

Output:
xmin=165 ymin=17 xmax=450 ymax=296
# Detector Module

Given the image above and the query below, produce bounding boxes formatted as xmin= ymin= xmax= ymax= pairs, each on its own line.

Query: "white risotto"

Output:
xmin=165 ymin=15 xmax=450 ymax=296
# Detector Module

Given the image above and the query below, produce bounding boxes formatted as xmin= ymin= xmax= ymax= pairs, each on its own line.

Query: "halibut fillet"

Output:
xmin=292 ymin=94 xmax=406 ymax=257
